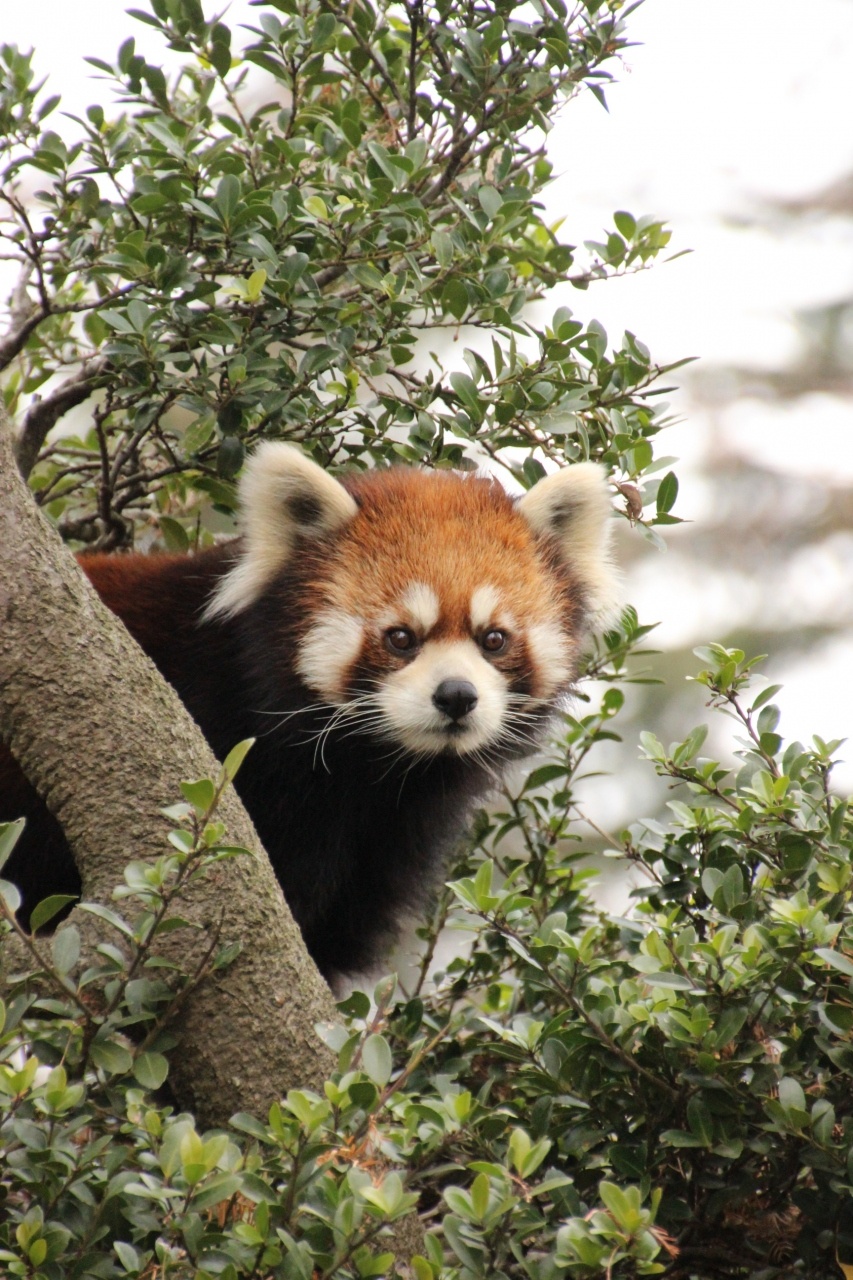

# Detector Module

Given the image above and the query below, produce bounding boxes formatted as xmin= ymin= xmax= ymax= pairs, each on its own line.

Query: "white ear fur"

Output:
xmin=204 ymin=443 xmax=358 ymax=620
xmin=518 ymin=462 xmax=620 ymax=631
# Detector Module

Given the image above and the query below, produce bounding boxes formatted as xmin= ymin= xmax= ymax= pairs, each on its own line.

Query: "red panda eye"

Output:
xmin=385 ymin=627 xmax=417 ymax=654
xmin=481 ymin=628 xmax=508 ymax=654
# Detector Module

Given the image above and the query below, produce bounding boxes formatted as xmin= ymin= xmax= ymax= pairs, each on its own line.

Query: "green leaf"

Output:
xmin=639 ymin=730 xmax=666 ymax=762
xmin=442 ymin=1215 xmax=484 ymax=1271
xmin=362 ymin=1034 xmax=392 ymax=1087
xmin=215 ymin=174 xmax=241 ymax=220
xmin=752 ymin=683 xmax=784 ymax=711
xmin=712 ymin=1006 xmax=748 ymax=1048
xmin=350 ymin=262 xmax=385 ymax=290
xmin=438 ymin=1185 xmax=473 ymax=1218
xmin=303 ymin=195 xmax=328 ymax=220
xmin=222 ymin=738 xmax=254 ymax=782
xmin=78 ymin=901 xmax=133 ymax=936
xmin=656 ymin=470 xmax=678 ymax=514
xmin=509 ymin=1127 xmax=531 ymax=1175
xmin=52 ymin=925 xmax=80 ymax=975
xmin=598 ymin=1182 xmax=642 ymax=1232
xmin=0 ymin=877 xmax=21 ymax=910
xmin=478 ymin=185 xmax=502 ymax=219
xmin=191 ymin=1172 xmax=242 ymax=1211
xmin=525 ymin=763 xmax=568 ymax=789
xmin=686 ymin=1096 xmax=714 ymax=1145
xmin=114 ymin=1241 xmax=140 ymax=1271
xmin=217 ymin=436 xmax=244 ymax=479
xmin=661 ymin=1129 xmax=706 ymax=1147
xmin=441 ymin=278 xmax=468 ymax=321
xmin=470 ymin=1171 xmax=490 ymax=1220
xmin=431 ymin=230 xmax=454 ymax=267
xmin=245 ymin=268 xmax=267 ymax=301
xmin=366 ymin=141 xmax=411 ymax=185
xmin=182 ymin=416 xmax=214 ymax=455
xmin=720 ymin=863 xmax=745 ymax=911
xmin=158 ymin=515 xmax=189 ymax=552
xmin=180 ymin=777 xmax=216 ymax=814
xmin=133 ymin=1052 xmax=169 ymax=1090
xmin=814 ymin=947 xmax=853 ymax=979
xmin=29 ymin=895 xmax=77 ymax=933
xmin=89 ymin=1037 xmax=133 ymax=1076
xmin=337 ymin=990 xmax=370 ymax=1020
xmin=613 ymin=209 xmax=636 ymax=238
xmin=777 ymin=1076 xmax=806 ymax=1113
xmin=0 ymin=819 xmax=25 ymax=870
xmin=673 ymin=723 xmax=708 ymax=764
xmin=642 ymin=971 xmax=695 ymax=991
xmin=308 ymin=11 xmax=335 ymax=46
xmin=449 ymin=370 xmax=480 ymax=411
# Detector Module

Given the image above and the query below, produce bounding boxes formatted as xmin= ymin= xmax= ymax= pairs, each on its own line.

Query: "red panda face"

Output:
xmin=292 ymin=469 xmax=585 ymax=758
xmin=205 ymin=445 xmax=619 ymax=762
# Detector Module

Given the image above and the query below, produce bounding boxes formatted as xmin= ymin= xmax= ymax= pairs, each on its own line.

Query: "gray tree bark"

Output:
xmin=0 ymin=409 xmax=336 ymax=1125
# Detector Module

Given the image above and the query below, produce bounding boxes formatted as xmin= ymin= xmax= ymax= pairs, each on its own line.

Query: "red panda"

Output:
xmin=0 ymin=445 xmax=619 ymax=980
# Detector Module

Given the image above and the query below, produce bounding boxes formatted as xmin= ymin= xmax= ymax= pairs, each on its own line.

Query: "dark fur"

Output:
xmin=1 ymin=540 xmax=556 ymax=979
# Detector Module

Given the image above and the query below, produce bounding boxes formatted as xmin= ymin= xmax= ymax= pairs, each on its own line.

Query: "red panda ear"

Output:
xmin=204 ymin=444 xmax=358 ymax=619
xmin=518 ymin=463 xmax=621 ymax=631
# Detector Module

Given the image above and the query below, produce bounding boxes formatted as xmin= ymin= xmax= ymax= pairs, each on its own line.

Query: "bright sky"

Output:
xmin=5 ymin=0 xmax=853 ymax=785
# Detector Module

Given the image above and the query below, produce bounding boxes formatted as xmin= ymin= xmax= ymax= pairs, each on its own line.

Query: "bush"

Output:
xmin=3 ymin=640 xmax=853 ymax=1278
xmin=1 ymin=0 xmax=676 ymax=544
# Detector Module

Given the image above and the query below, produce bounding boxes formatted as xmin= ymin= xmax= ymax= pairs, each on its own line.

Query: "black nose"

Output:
xmin=433 ymin=679 xmax=479 ymax=722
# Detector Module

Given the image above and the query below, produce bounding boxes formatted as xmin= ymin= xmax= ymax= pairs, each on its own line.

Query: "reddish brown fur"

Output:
xmin=334 ymin=469 xmax=571 ymax=619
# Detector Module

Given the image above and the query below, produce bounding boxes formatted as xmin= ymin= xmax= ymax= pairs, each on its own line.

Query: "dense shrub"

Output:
xmin=1 ymin=0 xmax=676 ymax=541
xmin=3 ymin=641 xmax=853 ymax=1278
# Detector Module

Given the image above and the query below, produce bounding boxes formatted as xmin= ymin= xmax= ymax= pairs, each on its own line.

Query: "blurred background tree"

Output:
xmin=521 ymin=0 xmax=853 ymax=848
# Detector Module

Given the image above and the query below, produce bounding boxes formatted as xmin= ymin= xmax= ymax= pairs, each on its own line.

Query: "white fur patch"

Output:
xmin=519 ymin=462 xmax=620 ymax=630
xmin=470 ymin=585 xmax=500 ymax=631
xmin=297 ymin=610 xmax=365 ymax=702
xmin=527 ymin=621 xmax=573 ymax=698
xmin=205 ymin=443 xmax=358 ymax=620
xmin=376 ymin=639 xmax=508 ymax=757
xmin=400 ymin=582 xmax=440 ymax=633
xmin=469 ymin=585 xmax=516 ymax=633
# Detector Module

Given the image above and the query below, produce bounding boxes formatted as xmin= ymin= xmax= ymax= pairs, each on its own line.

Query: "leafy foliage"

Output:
xmin=3 ymin=650 xmax=853 ymax=1278
xmin=0 ymin=0 xmax=678 ymax=550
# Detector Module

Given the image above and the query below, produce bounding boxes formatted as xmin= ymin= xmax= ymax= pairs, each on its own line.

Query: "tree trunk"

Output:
xmin=0 ymin=410 xmax=336 ymax=1126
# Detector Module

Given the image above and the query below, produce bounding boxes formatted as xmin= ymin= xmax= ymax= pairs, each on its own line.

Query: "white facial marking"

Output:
xmin=527 ymin=620 xmax=573 ymax=698
xmin=376 ymin=639 xmax=509 ymax=756
xmin=400 ymin=582 xmax=440 ymax=633
xmin=470 ymin=584 xmax=501 ymax=631
xmin=297 ymin=610 xmax=365 ymax=702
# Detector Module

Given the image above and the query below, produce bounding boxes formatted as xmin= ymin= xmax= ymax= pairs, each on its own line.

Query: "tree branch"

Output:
xmin=0 ymin=267 xmax=136 ymax=374
xmin=0 ymin=406 xmax=337 ymax=1126
xmin=13 ymin=359 xmax=108 ymax=479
